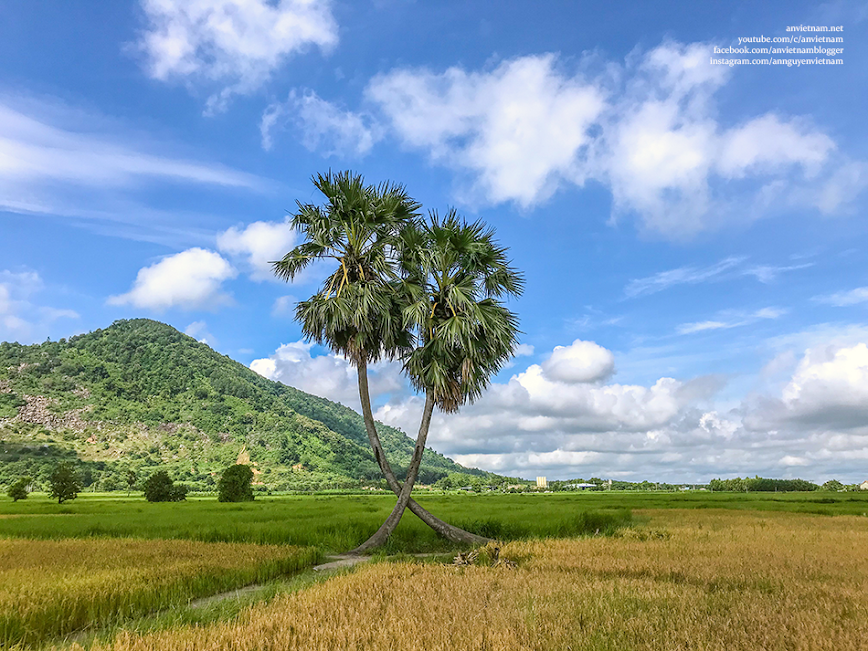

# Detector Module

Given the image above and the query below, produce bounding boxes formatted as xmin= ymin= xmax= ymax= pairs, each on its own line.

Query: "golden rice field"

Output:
xmin=69 ymin=510 xmax=868 ymax=651
xmin=0 ymin=538 xmax=319 ymax=647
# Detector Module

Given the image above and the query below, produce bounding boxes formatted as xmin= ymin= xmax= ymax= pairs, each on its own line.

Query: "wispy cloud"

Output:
xmin=742 ymin=262 xmax=814 ymax=283
xmin=677 ymin=307 xmax=787 ymax=335
xmin=626 ymin=257 xmax=813 ymax=298
xmin=0 ymin=269 xmax=79 ymax=343
xmin=814 ymin=287 xmax=868 ymax=307
xmin=0 ymin=95 xmax=267 ymax=243
xmin=625 ymin=256 xmax=745 ymax=298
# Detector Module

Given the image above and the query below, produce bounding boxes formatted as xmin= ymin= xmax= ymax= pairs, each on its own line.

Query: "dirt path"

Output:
xmin=188 ymin=553 xmax=442 ymax=609
xmin=188 ymin=555 xmax=371 ymax=609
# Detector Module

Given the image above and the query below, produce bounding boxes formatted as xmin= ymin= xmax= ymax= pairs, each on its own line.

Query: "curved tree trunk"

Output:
xmin=350 ymin=392 xmax=435 ymax=553
xmin=353 ymin=361 xmax=490 ymax=549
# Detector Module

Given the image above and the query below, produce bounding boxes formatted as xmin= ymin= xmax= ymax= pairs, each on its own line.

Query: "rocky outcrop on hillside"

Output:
xmin=15 ymin=395 xmax=92 ymax=432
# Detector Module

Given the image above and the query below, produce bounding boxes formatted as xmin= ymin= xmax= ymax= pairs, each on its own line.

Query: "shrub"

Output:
xmin=7 ymin=476 xmax=31 ymax=502
xmin=49 ymin=463 xmax=81 ymax=504
xmin=218 ymin=464 xmax=255 ymax=502
xmin=143 ymin=470 xmax=187 ymax=502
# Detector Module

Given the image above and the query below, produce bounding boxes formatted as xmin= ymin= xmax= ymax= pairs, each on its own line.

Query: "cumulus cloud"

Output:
xmin=352 ymin=40 xmax=864 ymax=237
xmin=249 ymin=341 xmax=405 ymax=411
xmin=108 ymin=248 xmax=237 ymax=311
xmin=261 ymin=90 xmax=381 ymax=154
xmin=137 ymin=0 xmax=338 ymax=112
xmin=216 ymin=219 xmax=296 ymax=280
xmin=369 ymin=338 xmax=731 ymax=480
xmin=0 ymin=270 xmax=79 ymax=343
xmin=370 ymin=334 xmax=868 ymax=482
xmin=367 ymin=54 xmax=605 ymax=207
xmin=540 ymin=339 xmax=614 ymax=383
xmin=242 ymin=330 xmax=868 ymax=482
xmin=774 ymin=343 xmax=868 ymax=428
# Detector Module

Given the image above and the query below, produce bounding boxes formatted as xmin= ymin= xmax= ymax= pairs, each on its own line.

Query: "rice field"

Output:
xmin=0 ymin=493 xmax=635 ymax=552
xmin=0 ymin=538 xmax=319 ymax=647
xmin=62 ymin=509 xmax=868 ymax=651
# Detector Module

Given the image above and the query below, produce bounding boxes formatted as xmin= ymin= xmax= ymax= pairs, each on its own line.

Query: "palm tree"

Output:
xmin=350 ymin=209 xmax=524 ymax=552
xmin=273 ymin=171 xmax=491 ymax=549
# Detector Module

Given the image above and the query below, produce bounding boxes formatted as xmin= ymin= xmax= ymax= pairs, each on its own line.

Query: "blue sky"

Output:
xmin=2 ymin=0 xmax=868 ymax=482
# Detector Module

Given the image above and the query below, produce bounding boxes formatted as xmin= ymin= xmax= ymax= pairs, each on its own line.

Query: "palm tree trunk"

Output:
xmin=354 ymin=361 xmax=490 ymax=548
xmin=350 ymin=391 xmax=435 ymax=553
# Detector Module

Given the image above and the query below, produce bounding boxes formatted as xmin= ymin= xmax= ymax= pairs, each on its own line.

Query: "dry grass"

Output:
xmin=0 ymin=538 xmax=319 ymax=647
xmin=74 ymin=510 xmax=868 ymax=651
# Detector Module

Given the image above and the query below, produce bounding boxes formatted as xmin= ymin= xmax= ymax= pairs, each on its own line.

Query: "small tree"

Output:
xmin=8 ymin=476 xmax=32 ymax=502
xmin=125 ymin=469 xmax=137 ymax=496
xmin=822 ymin=479 xmax=844 ymax=492
xmin=218 ymin=464 xmax=254 ymax=502
xmin=49 ymin=463 xmax=82 ymax=504
xmin=143 ymin=471 xmax=187 ymax=502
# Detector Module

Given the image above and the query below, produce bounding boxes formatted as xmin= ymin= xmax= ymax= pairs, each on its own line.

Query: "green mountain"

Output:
xmin=0 ymin=319 xmax=498 ymax=492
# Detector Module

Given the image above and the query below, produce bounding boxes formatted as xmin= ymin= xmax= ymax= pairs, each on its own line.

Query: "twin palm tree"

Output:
xmin=273 ymin=171 xmax=523 ymax=552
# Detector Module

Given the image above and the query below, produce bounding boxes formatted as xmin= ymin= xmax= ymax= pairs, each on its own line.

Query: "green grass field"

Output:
xmin=1 ymin=490 xmax=866 ymax=552
xmin=0 ymin=492 xmax=638 ymax=552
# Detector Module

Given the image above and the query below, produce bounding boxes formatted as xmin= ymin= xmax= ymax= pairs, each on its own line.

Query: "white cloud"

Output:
xmin=781 ymin=343 xmax=868 ymax=423
xmin=540 ymin=339 xmax=614 ymax=383
xmin=372 ymin=339 xmax=727 ymax=479
xmin=271 ymin=295 xmax=296 ymax=317
xmin=216 ymin=219 xmax=296 ymax=280
xmin=625 ymin=256 xmax=745 ymax=298
xmin=742 ymin=262 xmax=814 ymax=283
xmin=137 ymin=0 xmax=338 ymax=112
xmin=0 ymin=270 xmax=78 ymax=343
xmin=626 ymin=256 xmax=811 ymax=298
xmin=184 ymin=320 xmax=216 ymax=346
xmin=241 ymin=330 xmax=868 ymax=482
xmin=677 ymin=307 xmax=786 ymax=335
xmin=815 ymin=286 xmax=868 ymax=307
xmin=0 ymin=100 xmax=261 ymax=192
xmin=514 ymin=343 xmax=534 ymax=357
xmin=108 ymin=248 xmax=237 ymax=311
xmin=250 ymin=340 xmax=405 ymax=411
xmin=261 ymin=90 xmax=380 ymax=154
xmin=717 ymin=114 xmax=834 ymax=178
xmin=0 ymin=96 xmax=265 ymax=244
xmin=360 ymin=40 xmax=864 ymax=237
xmin=367 ymin=54 xmax=606 ymax=207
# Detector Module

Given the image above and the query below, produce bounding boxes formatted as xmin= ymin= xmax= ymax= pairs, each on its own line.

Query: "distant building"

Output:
xmin=569 ymin=483 xmax=597 ymax=490
xmin=860 ymin=480 xmax=868 ymax=490
xmin=536 ymin=476 xmax=548 ymax=489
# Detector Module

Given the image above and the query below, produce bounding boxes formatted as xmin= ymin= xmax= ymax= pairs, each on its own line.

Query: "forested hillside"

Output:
xmin=0 ymin=319 xmax=497 ymax=491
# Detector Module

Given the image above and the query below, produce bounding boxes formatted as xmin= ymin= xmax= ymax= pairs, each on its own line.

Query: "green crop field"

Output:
xmin=0 ymin=492 xmax=637 ymax=552
xmin=1 ymin=491 xmax=867 ymax=553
